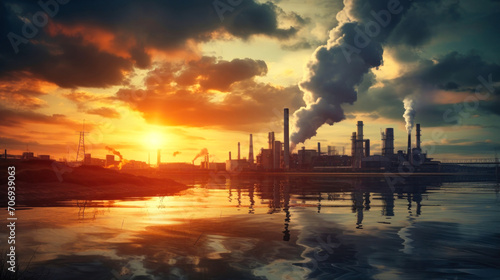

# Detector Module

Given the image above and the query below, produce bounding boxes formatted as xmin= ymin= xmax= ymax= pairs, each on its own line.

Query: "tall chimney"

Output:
xmin=382 ymin=128 xmax=394 ymax=156
xmin=249 ymin=134 xmax=254 ymax=164
xmin=284 ymin=108 xmax=290 ymax=170
xmin=351 ymin=132 xmax=357 ymax=157
xmin=416 ymin=124 xmax=421 ymax=150
xmin=238 ymin=142 xmax=240 ymax=160
xmin=365 ymin=140 xmax=370 ymax=157
xmin=407 ymin=133 xmax=412 ymax=162
xmin=357 ymin=121 xmax=364 ymax=141
xmin=356 ymin=121 xmax=364 ymax=161
xmin=268 ymin=132 xmax=275 ymax=149
xmin=157 ymin=149 xmax=161 ymax=166
xmin=4 ymin=149 xmax=6 ymax=160
xmin=269 ymin=132 xmax=275 ymax=167
xmin=274 ymin=141 xmax=282 ymax=169
xmin=229 ymin=151 xmax=231 ymax=160
xmin=317 ymin=142 xmax=321 ymax=156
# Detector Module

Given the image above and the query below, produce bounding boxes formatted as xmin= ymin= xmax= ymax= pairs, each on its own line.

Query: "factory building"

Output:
xmin=106 ymin=155 xmax=115 ymax=167
xmin=22 ymin=152 xmax=35 ymax=160
xmin=226 ymin=136 xmax=256 ymax=172
xmin=251 ymin=108 xmax=439 ymax=172
xmin=38 ymin=155 xmax=50 ymax=160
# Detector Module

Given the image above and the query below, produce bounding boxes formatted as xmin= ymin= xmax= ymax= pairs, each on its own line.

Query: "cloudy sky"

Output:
xmin=1 ymin=0 xmax=499 ymax=163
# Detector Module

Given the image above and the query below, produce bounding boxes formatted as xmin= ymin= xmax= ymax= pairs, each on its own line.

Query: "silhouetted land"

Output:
xmin=0 ymin=160 xmax=187 ymax=207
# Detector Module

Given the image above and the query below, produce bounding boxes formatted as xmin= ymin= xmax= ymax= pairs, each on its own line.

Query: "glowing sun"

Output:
xmin=145 ymin=131 xmax=166 ymax=149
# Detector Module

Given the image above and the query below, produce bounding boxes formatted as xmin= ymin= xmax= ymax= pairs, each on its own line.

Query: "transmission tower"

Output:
xmin=76 ymin=120 xmax=89 ymax=164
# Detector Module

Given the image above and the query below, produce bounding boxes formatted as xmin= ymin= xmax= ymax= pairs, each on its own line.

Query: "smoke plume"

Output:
xmin=192 ymin=148 xmax=208 ymax=162
xmin=403 ymin=97 xmax=417 ymax=133
xmin=105 ymin=146 xmax=127 ymax=169
xmin=105 ymin=146 xmax=123 ymax=161
xmin=291 ymin=0 xmax=410 ymax=148
xmin=172 ymin=151 xmax=181 ymax=157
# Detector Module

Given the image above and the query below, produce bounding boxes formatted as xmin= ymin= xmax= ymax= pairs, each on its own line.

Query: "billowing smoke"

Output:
xmin=172 ymin=151 xmax=181 ymax=157
xmin=105 ymin=146 xmax=126 ymax=169
xmin=192 ymin=148 xmax=208 ymax=162
xmin=105 ymin=146 xmax=123 ymax=161
xmin=291 ymin=0 xmax=410 ymax=148
xmin=403 ymin=97 xmax=416 ymax=133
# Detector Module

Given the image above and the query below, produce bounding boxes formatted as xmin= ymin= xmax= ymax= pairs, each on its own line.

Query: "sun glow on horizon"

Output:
xmin=144 ymin=131 xmax=167 ymax=150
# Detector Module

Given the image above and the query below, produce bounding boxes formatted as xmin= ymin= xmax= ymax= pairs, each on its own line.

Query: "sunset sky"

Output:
xmin=1 ymin=0 xmax=499 ymax=164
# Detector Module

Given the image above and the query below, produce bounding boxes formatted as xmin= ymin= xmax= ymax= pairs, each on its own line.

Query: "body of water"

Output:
xmin=3 ymin=176 xmax=500 ymax=279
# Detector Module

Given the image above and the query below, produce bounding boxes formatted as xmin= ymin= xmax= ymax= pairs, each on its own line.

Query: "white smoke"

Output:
xmin=403 ymin=97 xmax=417 ymax=133
xmin=192 ymin=148 xmax=208 ymax=162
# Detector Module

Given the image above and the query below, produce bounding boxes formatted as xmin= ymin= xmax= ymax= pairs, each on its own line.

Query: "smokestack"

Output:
xmin=407 ymin=133 xmax=412 ymax=162
xmin=416 ymin=124 xmax=421 ymax=150
xmin=382 ymin=128 xmax=394 ymax=156
xmin=356 ymin=121 xmax=364 ymax=161
xmin=269 ymin=131 xmax=275 ymax=167
xmin=268 ymin=132 xmax=275 ymax=149
xmin=229 ymin=151 xmax=231 ymax=160
xmin=365 ymin=140 xmax=370 ymax=157
xmin=274 ymin=141 xmax=282 ymax=169
xmin=357 ymin=121 xmax=363 ymax=141
xmin=249 ymin=134 xmax=254 ymax=164
xmin=284 ymin=108 xmax=290 ymax=170
xmin=317 ymin=142 xmax=321 ymax=156
xmin=351 ymin=132 xmax=357 ymax=157
xmin=157 ymin=149 xmax=161 ymax=166
xmin=238 ymin=142 xmax=240 ymax=160
xmin=4 ymin=149 xmax=6 ymax=160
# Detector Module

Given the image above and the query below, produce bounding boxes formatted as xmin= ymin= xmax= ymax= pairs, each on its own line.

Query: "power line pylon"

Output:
xmin=76 ymin=120 xmax=89 ymax=164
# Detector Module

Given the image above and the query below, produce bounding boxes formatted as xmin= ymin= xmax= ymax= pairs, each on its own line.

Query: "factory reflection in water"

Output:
xmin=222 ymin=176 xmax=436 ymax=240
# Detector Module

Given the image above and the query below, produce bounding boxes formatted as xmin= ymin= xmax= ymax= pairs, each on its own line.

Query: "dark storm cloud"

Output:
xmin=337 ymin=0 xmax=500 ymax=137
xmin=413 ymin=51 xmax=500 ymax=89
xmin=53 ymin=0 xmax=299 ymax=44
xmin=0 ymin=0 xmax=302 ymax=88
xmin=387 ymin=0 xmax=461 ymax=47
xmin=349 ymin=51 xmax=500 ymax=128
xmin=223 ymin=1 xmax=299 ymax=39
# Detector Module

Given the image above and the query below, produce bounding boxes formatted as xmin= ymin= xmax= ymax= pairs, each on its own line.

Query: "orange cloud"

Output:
xmin=47 ymin=22 xmax=134 ymax=59
xmin=432 ymin=90 xmax=484 ymax=105
xmin=86 ymin=107 xmax=121 ymax=119
xmin=116 ymin=57 xmax=305 ymax=131
xmin=0 ymin=73 xmax=56 ymax=110
xmin=0 ymin=105 xmax=94 ymax=131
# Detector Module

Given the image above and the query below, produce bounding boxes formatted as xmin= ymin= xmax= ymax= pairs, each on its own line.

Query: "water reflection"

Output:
xmin=9 ymin=176 xmax=500 ymax=280
xmin=283 ymin=180 xmax=291 ymax=242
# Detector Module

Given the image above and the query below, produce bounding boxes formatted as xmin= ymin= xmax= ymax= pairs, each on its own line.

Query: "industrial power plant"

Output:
xmin=219 ymin=108 xmax=443 ymax=173
xmin=6 ymin=108 xmax=496 ymax=176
